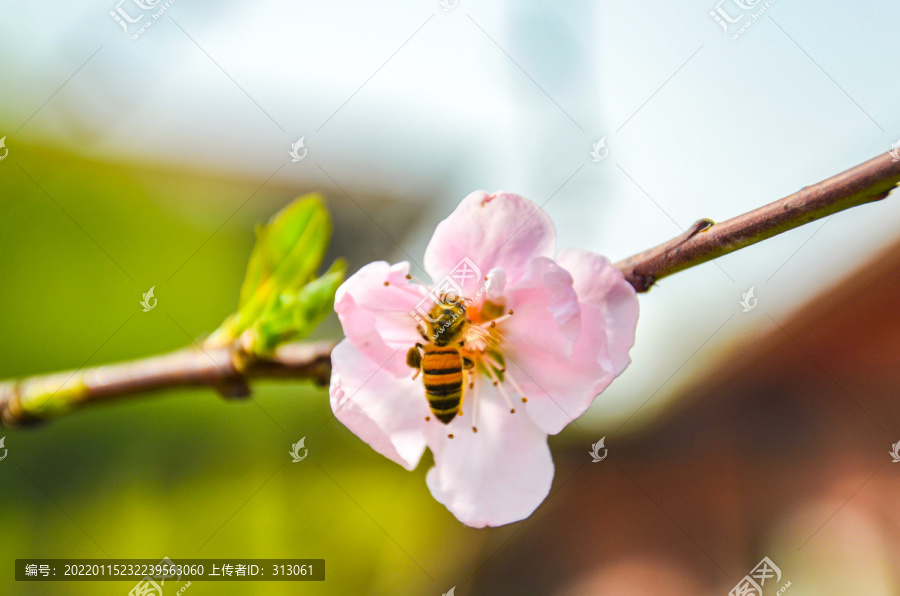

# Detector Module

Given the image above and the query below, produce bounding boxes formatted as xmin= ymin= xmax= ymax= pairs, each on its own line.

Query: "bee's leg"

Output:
xmin=462 ymin=356 xmax=475 ymax=370
xmin=406 ymin=344 xmax=424 ymax=379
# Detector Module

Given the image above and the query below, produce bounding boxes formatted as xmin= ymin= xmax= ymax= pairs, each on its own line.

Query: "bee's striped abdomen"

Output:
xmin=422 ymin=345 xmax=464 ymax=424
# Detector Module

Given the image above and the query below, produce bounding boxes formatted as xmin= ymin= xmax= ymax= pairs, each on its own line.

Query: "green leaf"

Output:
xmin=208 ymin=194 xmax=340 ymax=348
xmin=249 ymin=258 xmax=347 ymax=354
xmin=239 ymin=193 xmax=331 ymax=307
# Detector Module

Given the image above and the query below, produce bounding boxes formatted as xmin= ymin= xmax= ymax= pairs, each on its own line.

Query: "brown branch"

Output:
xmin=614 ymin=151 xmax=900 ymax=292
xmin=0 ymin=341 xmax=335 ymax=427
xmin=1 ymin=150 xmax=898 ymax=427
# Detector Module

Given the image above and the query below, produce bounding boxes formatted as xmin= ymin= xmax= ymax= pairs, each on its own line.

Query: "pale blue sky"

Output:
xmin=1 ymin=0 xmax=897 ymax=428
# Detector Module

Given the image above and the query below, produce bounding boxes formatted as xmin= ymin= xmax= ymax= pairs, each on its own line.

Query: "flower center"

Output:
xmin=402 ymin=274 xmax=529 ymax=438
xmin=456 ymin=301 xmax=527 ymax=437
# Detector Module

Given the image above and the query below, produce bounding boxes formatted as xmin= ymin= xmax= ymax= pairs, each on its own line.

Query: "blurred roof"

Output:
xmin=472 ymin=235 xmax=900 ymax=595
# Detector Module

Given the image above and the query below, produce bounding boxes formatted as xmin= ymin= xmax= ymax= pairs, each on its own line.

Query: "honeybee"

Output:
xmin=406 ymin=296 xmax=475 ymax=424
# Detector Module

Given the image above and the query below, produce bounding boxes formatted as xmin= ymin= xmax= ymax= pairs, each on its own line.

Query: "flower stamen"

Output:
xmin=505 ymin=372 xmax=529 ymax=404
xmin=483 ymin=313 xmax=512 ymax=327
xmin=501 ymin=368 xmax=520 ymax=390
xmin=484 ymin=355 xmax=530 ymax=406
xmin=486 ymin=365 xmax=516 ymax=414
xmin=482 ymin=353 xmax=505 ymax=372
xmin=405 ymin=273 xmax=431 ymax=287
xmin=469 ymin=372 xmax=480 ymax=433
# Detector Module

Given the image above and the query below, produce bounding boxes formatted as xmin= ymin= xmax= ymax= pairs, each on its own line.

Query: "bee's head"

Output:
xmin=425 ymin=296 xmax=468 ymax=346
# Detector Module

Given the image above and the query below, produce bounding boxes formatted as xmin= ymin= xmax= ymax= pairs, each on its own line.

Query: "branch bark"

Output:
xmin=1 ymin=150 xmax=898 ymax=427
xmin=614 ymin=151 xmax=900 ymax=292
xmin=0 ymin=341 xmax=334 ymax=426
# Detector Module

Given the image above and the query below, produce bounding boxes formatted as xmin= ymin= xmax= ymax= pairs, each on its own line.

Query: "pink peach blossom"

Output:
xmin=329 ymin=191 xmax=639 ymax=527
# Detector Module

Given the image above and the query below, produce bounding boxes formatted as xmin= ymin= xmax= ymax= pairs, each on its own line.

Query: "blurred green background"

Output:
xmin=0 ymin=142 xmax=499 ymax=595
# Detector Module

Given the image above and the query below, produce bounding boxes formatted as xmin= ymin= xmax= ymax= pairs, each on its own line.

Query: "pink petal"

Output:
xmin=493 ymin=256 xmax=619 ymax=435
xmin=501 ymin=256 xmax=582 ymax=356
xmin=423 ymin=395 xmax=553 ymax=527
xmin=334 ymin=261 xmax=427 ymax=377
xmin=506 ymin=302 xmax=615 ymax=435
xmin=329 ymin=339 xmax=429 ymax=470
xmin=423 ymin=191 xmax=556 ymax=297
xmin=557 ymin=248 xmax=639 ymax=376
